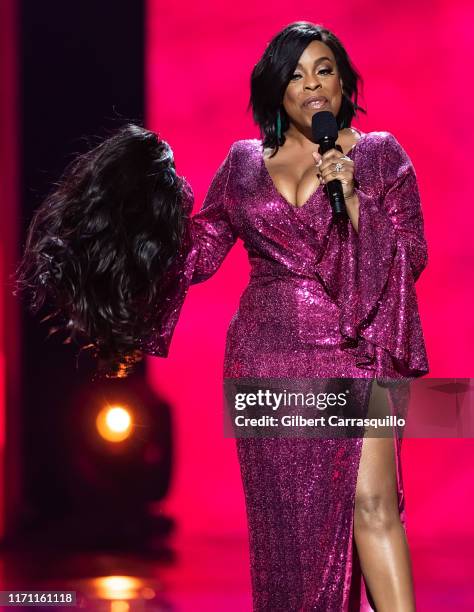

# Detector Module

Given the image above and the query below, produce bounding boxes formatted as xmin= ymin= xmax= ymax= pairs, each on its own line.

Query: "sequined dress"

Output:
xmin=139 ymin=130 xmax=429 ymax=611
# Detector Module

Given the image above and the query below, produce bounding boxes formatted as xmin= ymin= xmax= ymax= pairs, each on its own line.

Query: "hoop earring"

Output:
xmin=276 ymin=109 xmax=282 ymax=142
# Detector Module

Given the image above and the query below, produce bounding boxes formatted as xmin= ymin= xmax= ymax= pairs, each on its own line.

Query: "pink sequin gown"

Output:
xmin=139 ymin=129 xmax=429 ymax=611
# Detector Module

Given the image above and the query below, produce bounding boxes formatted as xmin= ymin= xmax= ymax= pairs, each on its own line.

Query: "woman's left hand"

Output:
xmin=312 ymin=149 xmax=355 ymax=200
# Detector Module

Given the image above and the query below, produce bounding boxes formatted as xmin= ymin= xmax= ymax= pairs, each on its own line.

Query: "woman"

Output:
xmin=16 ymin=21 xmax=428 ymax=612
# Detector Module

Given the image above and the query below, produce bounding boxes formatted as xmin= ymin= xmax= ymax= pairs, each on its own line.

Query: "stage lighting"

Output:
xmin=96 ymin=405 xmax=133 ymax=442
xmin=36 ymin=372 xmax=176 ymax=550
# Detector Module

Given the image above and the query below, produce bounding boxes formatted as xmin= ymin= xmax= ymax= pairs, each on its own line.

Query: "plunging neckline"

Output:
xmin=261 ymin=129 xmax=365 ymax=210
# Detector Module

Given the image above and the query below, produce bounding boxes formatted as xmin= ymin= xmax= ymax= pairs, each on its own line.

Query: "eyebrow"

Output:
xmin=295 ymin=56 xmax=333 ymax=68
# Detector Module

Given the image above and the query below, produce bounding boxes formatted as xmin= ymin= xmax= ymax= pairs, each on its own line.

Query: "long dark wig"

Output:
xmin=14 ymin=123 xmax=191 ymax=378
xmin=249 ymin=21 xmax=367 ymax=156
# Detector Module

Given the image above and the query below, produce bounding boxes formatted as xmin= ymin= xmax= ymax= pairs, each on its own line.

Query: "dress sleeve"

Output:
xmin=136 ymin=143 xmax=238 ymax=357
xmin=315 ymin=132 xmax=429 ymax=379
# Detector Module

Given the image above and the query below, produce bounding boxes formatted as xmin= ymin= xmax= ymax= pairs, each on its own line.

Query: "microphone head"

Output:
xmin=311 ymin=111 xmax=338 ymax=142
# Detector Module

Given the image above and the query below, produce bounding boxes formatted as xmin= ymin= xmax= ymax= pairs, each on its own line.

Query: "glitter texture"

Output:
xmin=139 ymin=130 xmax=429 ymax=611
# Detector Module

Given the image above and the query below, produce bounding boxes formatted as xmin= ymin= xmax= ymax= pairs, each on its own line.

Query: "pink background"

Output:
xmin=146 ymin=0 xmax=474 ymax=582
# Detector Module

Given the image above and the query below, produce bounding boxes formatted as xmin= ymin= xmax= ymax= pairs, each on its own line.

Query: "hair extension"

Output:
xmin=14 ymin=123 xmax=192 ymax=378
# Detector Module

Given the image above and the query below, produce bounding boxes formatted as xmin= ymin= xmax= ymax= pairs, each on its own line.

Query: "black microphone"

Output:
xmin=312 ymin=111 xmax=346 ymax=216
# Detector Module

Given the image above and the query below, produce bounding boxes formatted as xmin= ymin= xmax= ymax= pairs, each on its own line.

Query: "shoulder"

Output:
xmin=360 ymin=130 xmax=398 ymax=149
xmin=359 ymin=130 xmax=415 ymax=176
xmin=220 ymin=138 xmax=260 ymax=173
xmin=229 ymin=138 xmax=260 ymax=158
xmin=362 ymin=130 xmax=411 ymax=160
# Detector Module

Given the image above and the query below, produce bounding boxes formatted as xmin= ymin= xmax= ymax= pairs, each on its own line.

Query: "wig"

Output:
xmin=249 ymin=21 xmax=367 ymax=156
xmin=14 ymin=123 xmax=191 ymax=378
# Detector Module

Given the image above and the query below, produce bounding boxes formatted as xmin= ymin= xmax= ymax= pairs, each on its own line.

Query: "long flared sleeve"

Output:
xmin=315 ymin=132 xmax=429 ymax=379
xmin=136 ymin=143 xmax=238 ymax=357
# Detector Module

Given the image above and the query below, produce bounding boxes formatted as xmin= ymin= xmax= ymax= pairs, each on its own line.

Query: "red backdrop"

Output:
xmin=145 ymin=0 xmax=474 ymax=556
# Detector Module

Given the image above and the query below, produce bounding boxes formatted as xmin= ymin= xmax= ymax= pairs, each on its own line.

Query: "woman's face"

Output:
xmin=282 ymin=40 xmax=343 ymax=135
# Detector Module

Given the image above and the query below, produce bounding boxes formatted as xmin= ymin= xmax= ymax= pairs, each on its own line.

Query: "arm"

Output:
xmin=335 ymin=132 xmax=428 ymax=266
xmin=349 ymin=132 xmax=428 ymax=326
xmin=137 ymin=143 xmax=238 ymax=357
xmin=343 ymin=192 xmax=360 ymax=234
xmin=357 ymin=132 xmax=428 ymax=282
xmin=315 ymin=132 xmax=429 ymax=378
xmin=190 ymin=143 xmax=238 ymax=283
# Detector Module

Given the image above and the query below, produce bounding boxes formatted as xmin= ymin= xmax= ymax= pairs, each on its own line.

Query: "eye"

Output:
xmin=290 ymin=67 xmax=334 ymax=80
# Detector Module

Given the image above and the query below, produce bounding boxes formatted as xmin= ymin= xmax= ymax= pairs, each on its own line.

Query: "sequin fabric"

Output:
xmin=138 ymin=131 xmax=429 ymax=611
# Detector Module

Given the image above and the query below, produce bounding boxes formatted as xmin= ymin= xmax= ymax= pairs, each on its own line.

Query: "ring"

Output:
xmin=334 ymin=162 xmax=344 ymax=172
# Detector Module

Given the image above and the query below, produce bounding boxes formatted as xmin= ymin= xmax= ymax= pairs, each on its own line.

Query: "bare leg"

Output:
xmin=353 ymin=381 xmax=416 ymax=612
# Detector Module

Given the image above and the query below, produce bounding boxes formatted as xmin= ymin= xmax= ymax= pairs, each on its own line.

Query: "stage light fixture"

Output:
xmin=96 ymin=405 xmax=133 ymax=442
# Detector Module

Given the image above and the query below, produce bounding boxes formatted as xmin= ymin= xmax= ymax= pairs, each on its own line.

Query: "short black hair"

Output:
xmin=248 ymin=21 xmax=367 ymax=156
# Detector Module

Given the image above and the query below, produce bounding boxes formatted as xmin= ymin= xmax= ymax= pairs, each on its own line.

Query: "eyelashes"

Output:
xmin=290 ymin=68 xmax=334 ymax=80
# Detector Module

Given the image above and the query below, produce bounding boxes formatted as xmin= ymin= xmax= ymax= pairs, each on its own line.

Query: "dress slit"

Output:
xmin=343 ymin=385 xmax=408 ymax=612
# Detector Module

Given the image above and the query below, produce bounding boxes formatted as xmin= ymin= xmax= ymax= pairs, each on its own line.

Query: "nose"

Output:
xmin=303 ymin=75 xmax=322 ymax=90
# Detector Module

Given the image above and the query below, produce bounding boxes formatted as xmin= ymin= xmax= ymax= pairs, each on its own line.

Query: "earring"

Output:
xmin=276 ymin=108 xmax=282 ymax=142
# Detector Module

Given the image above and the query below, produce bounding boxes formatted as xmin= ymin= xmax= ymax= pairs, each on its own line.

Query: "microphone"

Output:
xmin=311 ymin=111 xmax=346 ymax=216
